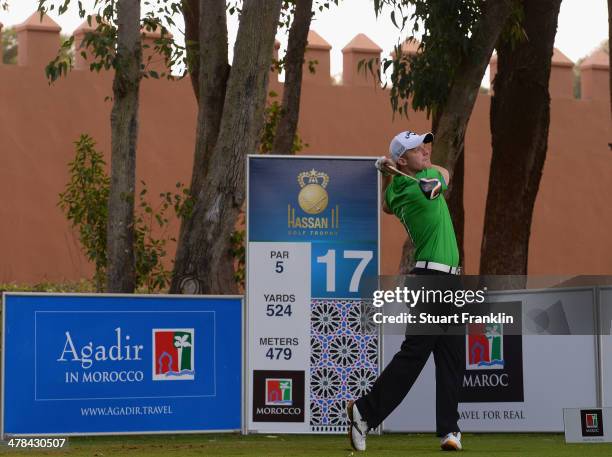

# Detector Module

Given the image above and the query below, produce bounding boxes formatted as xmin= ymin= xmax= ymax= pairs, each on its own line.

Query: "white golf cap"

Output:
xmin=389 ymin=131 xmax=434 ymax=162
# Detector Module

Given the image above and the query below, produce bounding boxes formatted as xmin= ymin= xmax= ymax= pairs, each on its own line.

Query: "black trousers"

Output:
xmin=356 ymin=268 xmax=465 ymax=436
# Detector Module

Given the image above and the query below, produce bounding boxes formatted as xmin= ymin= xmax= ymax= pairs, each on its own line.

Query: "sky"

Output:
xmin=1 ymin=0 xmax=609 ymax=86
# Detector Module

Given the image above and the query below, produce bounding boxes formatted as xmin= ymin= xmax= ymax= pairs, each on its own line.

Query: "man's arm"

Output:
xmin=430 ymin=164 xmax=450 ymax=185
xmin=381 ymin=173 xmax=393 ymax=214
xmin=375 ymin=156 xmax=395 ymax=214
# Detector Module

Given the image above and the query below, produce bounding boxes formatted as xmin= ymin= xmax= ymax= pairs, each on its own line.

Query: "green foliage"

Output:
xmin=1 ymin=26 xmax=17 ymax=64
xmin=0 ymin=280 xmax=97 ymax=295
xmin=229 ymin=217 xmax=246 ymax=289
xmin=46 ymin=34 xmax=75 ymax=81
xmin=58 ymin=134 xmax=194 ymax=292
xmin=271 ymin=0 xmax=340 ymax=74
xmin=75 ymin=17 xmax=118 ymax=75
xmin=499 ymin=2 xmax=527 ymax=49
xmin=227 ymin=1 xmax=242 ymax=16
xmin=277 ymin=0 xmax=339 ymax=30
xmin=134 ymin=181 xmax=194 ymax=291
xmin=0 ymin=279 xmax=169 ymax=295
xmin=58 ymin=135 xmax=109 ymax=291
xmin=37 ymin=0 xmax=188 ymax=83
xmin=259 ymin=94 xmax=283 ymax=154
xmin=368 ymin=0 xmax=523 ymax=117
xmin=307 ymin=59 xmax=318 ymax=74
xmin=373 ymin=0 xmax=484 ymax=117
xmin=133 ymin=182 xmax=195 ymax=292
xmin=1 ymin=28 xmax=73 ymax=66
xmin=140 ymin=5 xmax=185 ymax=79
xmin=259 ymin=91 xmax=307 ymax=154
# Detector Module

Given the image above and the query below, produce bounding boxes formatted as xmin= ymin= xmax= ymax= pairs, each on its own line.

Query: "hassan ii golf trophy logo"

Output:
xmin=152 ymin=329 xmax=195 ymax=381
xmin=287 ymin=169 xmax=340 ymax=232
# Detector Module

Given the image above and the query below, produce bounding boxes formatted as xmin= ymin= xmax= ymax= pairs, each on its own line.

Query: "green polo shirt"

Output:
xmin=385 ymin=168 xmax=459 ymax=267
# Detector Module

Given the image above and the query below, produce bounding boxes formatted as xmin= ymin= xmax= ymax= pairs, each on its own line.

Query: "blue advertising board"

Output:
xmin=2 ymin=293 xmax=242 ymax=436
xmin=246 ymin=156 xmax=380 ymax=433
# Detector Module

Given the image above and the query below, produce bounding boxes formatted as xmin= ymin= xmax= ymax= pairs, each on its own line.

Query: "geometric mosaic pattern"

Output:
xmin=310 ymin=299 xmax=378 ymax=432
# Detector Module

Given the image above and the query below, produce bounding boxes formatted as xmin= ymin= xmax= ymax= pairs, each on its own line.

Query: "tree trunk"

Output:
xmin=397 ymin=0 xmax=509 ymax=274
xmin=398 ymin=237 xmax=415 ymax=274
xmin=433 ymin=107 xmax=465 ymax=269
xmin=106 ymin=0 xmax=141 ymax=293
xmin=447 ymin=146 xmax=465 ymax=267
xmin=170 ymin=0 xmax=282 ymax=294
xmin=182 ymin=0 xmax=200 ymax=100
xmin=271 ymin=0 xmax=313 ymax=155
xmin=609 ymin=0 xmax=611 ymax=117
xmin=479 ymin=0 xmax=562 ymax=275
xmin=187 ymin=0 xmax=230 ymax=197
xmin=431 ymin=0 xmax=513 ymax=172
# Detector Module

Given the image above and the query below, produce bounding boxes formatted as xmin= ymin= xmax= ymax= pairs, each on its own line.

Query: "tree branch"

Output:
xmin=182 ymin=0 xmax=200 ymax=100
xmin=271 ymin=0 xmax=313 ymax=155
xmin=431 ymin=0 xmax=513 ymax=172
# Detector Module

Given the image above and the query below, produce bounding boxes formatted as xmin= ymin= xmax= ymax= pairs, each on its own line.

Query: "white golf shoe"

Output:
xmin=347 ymin=400 xmax=368 ymax=451
xmin=440 ymin=432 xmax=462 ymax=451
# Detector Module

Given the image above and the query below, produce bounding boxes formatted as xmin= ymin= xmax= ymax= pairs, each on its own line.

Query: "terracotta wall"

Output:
xmin=0 ymin=13 xmax=610 ymax=283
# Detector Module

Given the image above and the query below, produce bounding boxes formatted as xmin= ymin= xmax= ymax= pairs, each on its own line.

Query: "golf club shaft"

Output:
xmin=384 ymin=165 xmax=420 ymax=182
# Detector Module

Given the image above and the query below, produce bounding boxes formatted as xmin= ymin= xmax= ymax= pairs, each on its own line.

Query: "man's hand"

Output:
xmin=375 ymin=156 xmax=397 ymax=175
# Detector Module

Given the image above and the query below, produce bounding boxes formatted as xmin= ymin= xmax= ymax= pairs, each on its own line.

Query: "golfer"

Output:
xmin=348 ymin=131 xmax=464 ymax=451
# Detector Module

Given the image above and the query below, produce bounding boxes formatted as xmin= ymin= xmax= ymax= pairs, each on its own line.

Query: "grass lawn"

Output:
xmin=3 ymin=433 xmax=612 ymax=457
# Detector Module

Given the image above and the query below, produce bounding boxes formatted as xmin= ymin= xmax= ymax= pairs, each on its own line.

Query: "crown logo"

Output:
xmin=297 ymin=169 xmax=329 ymax=188
xmin=296 ymin=169 xmax=329 ymax=214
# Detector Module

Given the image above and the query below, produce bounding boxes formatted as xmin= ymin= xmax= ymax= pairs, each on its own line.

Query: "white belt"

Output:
xmin=415 ymin=261 xmax=460 ymax=275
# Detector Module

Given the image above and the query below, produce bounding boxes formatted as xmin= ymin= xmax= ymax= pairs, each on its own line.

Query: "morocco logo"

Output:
xmin=266 ymin=378 xmax=292 ymax=405
xmin=466 ymin=323 xmax=504 ymax=370
xmin=152 ymin=329 xmax=195 ymax=381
